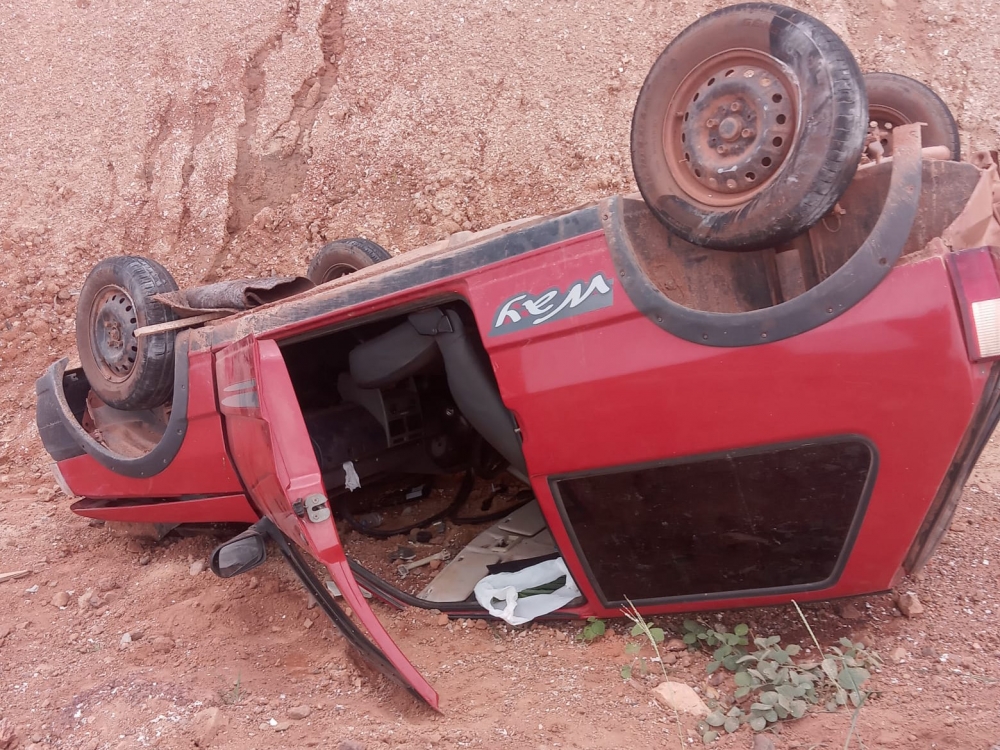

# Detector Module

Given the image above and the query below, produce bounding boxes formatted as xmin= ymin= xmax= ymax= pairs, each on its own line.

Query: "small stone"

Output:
xmin=249 ymin=576 xmax=259 ymax=589
xmin=881 ymin=0 xmax=897 ymax=8
xmin=119 ymin=633 xmax=133 ymax=650
xmin=943 ymin=717 xmax=955 ymax=727
xmin=273 ymin=721 xmax=291 ymax=732
xmin=139 ymin=553 xmax=151 ymax=566
xmin=475 ymin=619 xmax=488 ymax=630
xmin=897 ymin=592 xmax=924 ymax=617
xmin=24 ymin=584 xmax=39 ymax=594
xmin=752 ymin=735 xmax=776 ymax=750
xmin=288 ymin=704 xmax=311 ymax=720
xmin=664 ymin=638 xmax=686 ymax=652
xmin=194 ymin=706 xmax=228 ymax=745
xmin=437 ymin=613 xmax=449 ymax=626
xmin=428 ymin=558 xmax=443 ymax=571
xmin=77 ymin=589 xmax=98 ymax=610
xmin=650 ymin=681 xmax=709 ymax=717
xmin=305 ymin=594 xmax=317 ymax=610
xmin=890 ymin=646 xmax=908 ymax=664
xmin=303 ymin=618 xmax=313 ymax=629
xmin=96 ymin=577 xmax=117 ymax=592
xmin=837 ymin=602 xmax=864 ymax=620
xmin=338 ymin=742 xmax=364 ymax=750
xmin=189 ymin=560 xmax=205 ymax=576
xmin=152 ymin=636 xmax=174 ymax=653
xmin=51 ymin=591 xmax=70 ymax=607
xmin=126 ymin=539 xmax=144 ymax=554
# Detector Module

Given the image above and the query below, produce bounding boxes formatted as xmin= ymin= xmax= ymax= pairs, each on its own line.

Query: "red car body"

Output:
xmin=35 ymin=131 xmax=1000 ymax=708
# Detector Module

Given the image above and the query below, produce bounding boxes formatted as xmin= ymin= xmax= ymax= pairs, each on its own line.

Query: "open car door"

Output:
xmin=215 ymin=335 xmax=438 ymax=709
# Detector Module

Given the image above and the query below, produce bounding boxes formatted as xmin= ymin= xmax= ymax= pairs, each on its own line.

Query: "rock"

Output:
xmin=837 ymin=602 xmax=864 ymax=620
xmin=77 ymin=589 xmax=99 ymax=609
xmin=305 ymin=594 xmax=317 ymax=610
xmin=428 ymin=558 xmax=443 ymax=571
xmin=119 ymin=633 xmax=132 ymax=650
xmin=249 ymin=576 xmax=259 ymax=589
xmin=650 ymin=681 xmax=709 ymax=717
xmin=287 ymin=704 xmax=311 ymax=720
xmin=125 ymin=539 xmax=144 ymax=554
xmin=752 ymin=735 xmax=776 ymax=750
xmin=273 ymin=721 xmax=291 ymax=732
xmin=96 ymin=577 xmax=117 ymax=592
xmin=51 ymin=591 xmax=70 ymax=608
xmin=897 ymin=592 xmax=924 ymax=617
xmin=664 ymin=638 xmax=686 ymax=652
xmin=881 ymin=0 xmax=897 ymax=8
xmin=152 ymin=636 xmax=174 ymax=653
xmin=475 ymin=619 xmax=488 ymax=630
xmin=193 ymin=706 xmax=228 ymax=745
xmin=890 ymin=646 xmax=908 ymax=664
xmin=303 ymin=618 xmax=313 ymax=629
xmin=139 ymin=553 xmax=151 ymax=566
xmin=437 ymin=613 xmax=449 ymax=626
xmin=0 ymin=718 xmax=15 ymax=750
xmin=189 ymin=560 xmax=205 ymax=576
xmin=339 ymin=742 xmax=364 ymax=750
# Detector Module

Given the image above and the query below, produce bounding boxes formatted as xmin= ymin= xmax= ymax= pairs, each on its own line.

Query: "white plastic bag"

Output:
xmin=473 ymin=557 xmax=579 ymax=625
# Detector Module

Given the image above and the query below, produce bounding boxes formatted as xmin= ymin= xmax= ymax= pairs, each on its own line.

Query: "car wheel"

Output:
xmin=306 ymin=238 xmax=392 ymax=285
xmin=630 ymin=2 xmax=868 ymax=251
xmin=864 ymin=72 xmax=961 ymax=160
xmin=76 ymin=256 xmax=179 ymax=411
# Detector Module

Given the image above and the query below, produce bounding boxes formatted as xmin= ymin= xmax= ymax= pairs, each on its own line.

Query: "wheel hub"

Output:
xmin=91 ymin=287 xmax=139 ymax=381
xmin=668 ymin=54 xmax=797 ymax=203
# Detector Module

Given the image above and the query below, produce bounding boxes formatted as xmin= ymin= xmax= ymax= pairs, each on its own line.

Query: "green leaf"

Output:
xmin=772 ymin=649 xmax=790 ymax=665
xmin=702 ymin=730 xmax=719 ymax=745
xmin=722 ymin=655 xmax=740 ymax=671
xmin=791 ymin=700 xmax=807 ymax=719
xmin=749 ymin=716 xmax=767 ymax=732
xmin=774 ymin=704 xmax=789 ymax=719
xmin=751 ymin=703 xmax=771 ymax=712
xmin=683 ymin=632 xmax=698 ymax=644
xmin=825 ymin=699 xmax=838 ymax=712
xmin=839 ymin=637 xmax=855 ymax=649
xmin=734 ymin=686 xmax=751 ymax=699
xmin=835 ymin=688 xmax=847 ymax=706
xmin=620 ymin=664 xmax=632 ymax=680
xmin=726 ymin=705 xmax=742 ymax=717
xmin=714 ymin=645 xmax=732 ymax=660
xmin=821 ymin=657 xmax=839 ymax=682
xmin=632 ymin=623 xmax=645 ymax=637
xmin=683 ymin=619 xmax=703 ymax=633
xmin=625 ymin=642 xmax=641 ymax=656
xmin=766 ymin=635 xmax=781 ymax=647
xmin=849 ymin=690 xmax=863 ymax=708
xmin=764 ymin=709 xmax=778 ymax=723
xmin=724 ymin=717 xmax=741 ymax=733
xmin=760 ymin=691 xmax=780 ymax=706
xmin=648 ymin=627 xmax=665 ymax=644
xmin=786 ymin=644 xmax=802 ymax=656
xmin=734 ymin=623 xmax=749 ymax=637
xmin=706 ymin=711 xmax=726 ymax=727
xmin=837 ymin=667 xmax=870 ymax=691
xmin=706 ymin=660 xmax=721 ymax=674
xmin=734 ymin=671 xmax=753 ymax=687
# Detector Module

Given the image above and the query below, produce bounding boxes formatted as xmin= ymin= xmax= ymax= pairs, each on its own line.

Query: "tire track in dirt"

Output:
xmin=215 ymin=0 xmax=347 ymax=279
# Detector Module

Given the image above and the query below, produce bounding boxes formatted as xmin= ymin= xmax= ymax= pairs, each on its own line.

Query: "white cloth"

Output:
xmin=473 ymin=557 xmax=579 ymax=625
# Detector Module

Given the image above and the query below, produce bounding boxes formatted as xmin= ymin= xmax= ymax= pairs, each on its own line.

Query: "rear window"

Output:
xmin=552 ymin=439 xmax=875 ymax=605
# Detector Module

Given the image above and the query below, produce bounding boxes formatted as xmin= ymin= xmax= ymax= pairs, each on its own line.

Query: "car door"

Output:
xmin=215 ymin=335 xmax=438 ymax=709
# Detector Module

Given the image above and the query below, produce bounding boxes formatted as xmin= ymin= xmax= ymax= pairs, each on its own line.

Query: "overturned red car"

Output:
xmin=35 ymin=4 xmax=1000 ymax=708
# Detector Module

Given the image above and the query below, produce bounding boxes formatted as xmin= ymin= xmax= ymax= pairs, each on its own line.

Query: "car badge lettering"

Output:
xmin=490 ymin=272 xmax=613 ymax=335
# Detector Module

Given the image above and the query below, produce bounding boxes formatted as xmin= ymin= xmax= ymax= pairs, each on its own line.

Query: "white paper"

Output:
xmin=343 ymin=461 xmax=361 ymax=491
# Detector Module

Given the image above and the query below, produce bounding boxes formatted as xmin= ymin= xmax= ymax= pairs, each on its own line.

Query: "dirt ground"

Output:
xmin=2 ymin=0 xmax=1000 ymax=748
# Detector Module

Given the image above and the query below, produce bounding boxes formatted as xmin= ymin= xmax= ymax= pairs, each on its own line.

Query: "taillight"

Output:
xmin=947 ymin=246 xmax=1000 ymax=361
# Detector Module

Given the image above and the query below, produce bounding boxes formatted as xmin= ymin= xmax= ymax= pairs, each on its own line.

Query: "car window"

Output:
xmin=553 ymin=439 xmax=874 ymax=604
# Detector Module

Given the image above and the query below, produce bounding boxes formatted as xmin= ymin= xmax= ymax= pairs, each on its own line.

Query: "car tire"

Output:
xmin=306 ymin=238 xmax=392 ymax=285
xmin=76 ymin=256 xmax=179 ymax=411
xmin=864 ymin=72 xmax=961 ymax=160
xmin=630 ymin=2 xmax=868 ymax=251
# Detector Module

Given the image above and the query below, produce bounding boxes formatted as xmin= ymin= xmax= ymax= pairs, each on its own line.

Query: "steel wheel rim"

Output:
xmin=89 ymin=285 xmax=139 ymax=383
xmin=322 ymin=263 xmax=360 ymax=282
xmin=663 ymin=48 xmax=799 ymax=208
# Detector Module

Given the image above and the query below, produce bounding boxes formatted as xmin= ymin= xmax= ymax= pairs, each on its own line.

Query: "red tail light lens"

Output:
xmin=947 ymin=246 xmax=1000 ymax=361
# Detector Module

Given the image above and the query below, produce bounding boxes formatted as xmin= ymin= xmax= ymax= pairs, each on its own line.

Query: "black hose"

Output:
xmin=451 ymin=488 xmax=533 ymax=525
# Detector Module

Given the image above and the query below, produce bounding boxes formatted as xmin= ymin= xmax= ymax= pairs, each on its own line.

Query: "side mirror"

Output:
xmin=210 ymin=527 xmax=267 ymax=578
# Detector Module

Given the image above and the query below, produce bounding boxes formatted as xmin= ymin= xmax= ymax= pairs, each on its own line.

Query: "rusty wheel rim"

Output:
xmin=868 ymin=104 xmax=910 ymax=156
xmin=663 ymin=49 xmax=798 ymax=208
xmin=90 ymin=285 xmax=139 ymax=383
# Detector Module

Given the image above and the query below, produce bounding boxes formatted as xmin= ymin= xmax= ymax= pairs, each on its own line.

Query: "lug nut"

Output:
xmin=706 ymin=118 xmax=718 ymax=128
xmin=741 ymin=128 xmax=754 ymax=138
xmin=717 ymin=146 xmax=726 ymax=154
xmin=726 ymin=179 xmax=738 ymax=190
xmin=730 ymin=101 xmax=742 ymax=112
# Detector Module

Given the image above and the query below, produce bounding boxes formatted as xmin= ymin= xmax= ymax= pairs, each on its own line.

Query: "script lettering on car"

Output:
xmin=490 ymin=272 xmax=614 ymax=335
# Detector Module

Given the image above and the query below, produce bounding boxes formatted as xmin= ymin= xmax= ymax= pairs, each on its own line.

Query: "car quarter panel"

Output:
xmin=476 ymin=244 xmax=988 ymax=616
